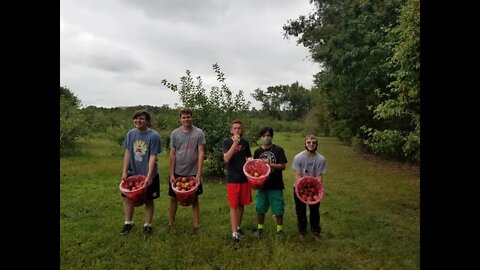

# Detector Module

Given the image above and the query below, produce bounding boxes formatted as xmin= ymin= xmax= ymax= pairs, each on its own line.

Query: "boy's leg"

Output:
xmin=293 ymin=189 xmax=307 ymax=235
xmin=309 ymin=203 xmax=321 ymax=236
xmin=192 ymin=195 xmax=200 ymax=228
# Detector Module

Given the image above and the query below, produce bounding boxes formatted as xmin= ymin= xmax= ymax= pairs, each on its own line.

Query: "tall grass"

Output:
xmin=60 ymin=132 xmax=419 ymax=269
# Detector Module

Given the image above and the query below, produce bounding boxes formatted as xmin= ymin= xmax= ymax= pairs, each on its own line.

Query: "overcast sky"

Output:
xmin=60 ymin=0 xmax=320 ymax=109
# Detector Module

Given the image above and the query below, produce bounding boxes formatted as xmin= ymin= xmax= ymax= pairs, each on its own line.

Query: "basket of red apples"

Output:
xmin=171 ymin=176 xmax=199 ymax=206
xmin=119 ymin=175 xmax=147 ymax=207
xmin=243 ymin=159 xmax=271 ymax=189
xmin=295 ymin=176 xmax=324 ymax=204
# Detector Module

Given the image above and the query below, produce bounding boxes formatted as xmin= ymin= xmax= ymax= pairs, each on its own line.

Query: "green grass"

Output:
xmin=60 ymin=133 xmax=419 ymax=270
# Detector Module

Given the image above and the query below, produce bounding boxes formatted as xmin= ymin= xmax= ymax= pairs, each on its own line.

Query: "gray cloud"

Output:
xmin=119 ymin=0 xmax=231 ymax=26
xmin=60 ymin=0 xmax=320 ymax=109
xmin=84 ymin=51 xmax=143 ymax=73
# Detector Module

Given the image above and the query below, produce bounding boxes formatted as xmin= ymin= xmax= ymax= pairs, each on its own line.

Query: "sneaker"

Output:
xmin=192 ymin=227 xmax=201 ymax=234
xmin=276 ymin=230 xmax=285 ymax=236
xmin=230 ymin=236 xmax=240 ymax=248
xmin=313 ymin=231 xmax=321 ymax=238
xmin=299 ymin=230 xmax=307 ymax=237
xmin=143 ymin=226 xmax=153 ymax=235
xmin=120 ymin=224 xmax=134 ymax=235
xmin=254 ymin=229 xmax=263 ymax=238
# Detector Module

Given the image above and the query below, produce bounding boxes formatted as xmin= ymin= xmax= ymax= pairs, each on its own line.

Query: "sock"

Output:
xmin=258 ymin=224 xmax=264 ymax=230
xmin=232 ymin=232 xmax=239 ymax=238
xmin=276 ymin=224 xmax=283 ymax=232
xmin=125 ymin=221 xmax=133 ymax=225
xmin=144 ymin=223 xmax=152 ymax=227
xmin=236 ymin=226 xmax=241 ymax=231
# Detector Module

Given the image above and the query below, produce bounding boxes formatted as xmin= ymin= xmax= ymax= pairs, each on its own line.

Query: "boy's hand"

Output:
xmin=232 ymin=135 xmax=241 ymax=144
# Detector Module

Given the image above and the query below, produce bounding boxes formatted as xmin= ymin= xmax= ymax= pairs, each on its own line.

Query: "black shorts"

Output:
xmin=168 ymin=174 xmax=203 ymax=197
xmin=121 ymin=174 xmax=160 ymax=200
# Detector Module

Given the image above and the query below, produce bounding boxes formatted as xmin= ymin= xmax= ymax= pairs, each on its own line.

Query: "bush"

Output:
xmin=162 ymin=64 xmax=251 ymax=177
xmin=60 ymin=87 xmax=86 ymax=150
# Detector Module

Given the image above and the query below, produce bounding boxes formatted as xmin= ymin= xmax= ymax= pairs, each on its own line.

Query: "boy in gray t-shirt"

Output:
xmin=168 ymin=107 xmax=206 ymax=232
xmin=291 ymin=135 xmax=326 ymax=238
xmin=119 ymin=110 xmax=162 ymax=236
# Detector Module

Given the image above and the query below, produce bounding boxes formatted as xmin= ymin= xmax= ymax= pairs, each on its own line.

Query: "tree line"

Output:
xmin=60 ymin=63 xmax=306 ymax=178
xmin=282 ymin=0 xmax=419 ymax=162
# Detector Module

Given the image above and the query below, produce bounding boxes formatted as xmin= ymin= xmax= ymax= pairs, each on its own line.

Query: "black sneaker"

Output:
xmin=120 ymin=224 xmax=134 ymax=235
xmin=313 ymin=231 xmax=321 ymax=238
xmin=254 ymin=229 xmax=263 ymax=238
xmin=276 ymin=230 xmax=285 ymax=236
xmin=228 ymin=235 xmax=240 ymax=248
xmin=143 ymin=226 xmax=153 ymax=235
xmin=142 ymin=226 xmax=153 ymax=235
xmin=231 ymin=235 xmax=240 ymax=243
xmin=299 ymin=230 xmax=307 ymax=237
xmin=192 ymin=227 xmax=201 ymax=234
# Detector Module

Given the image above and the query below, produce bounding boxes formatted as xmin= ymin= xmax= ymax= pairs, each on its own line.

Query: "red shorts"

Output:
xmin=227 ymin=182 xmax=252 ymax=208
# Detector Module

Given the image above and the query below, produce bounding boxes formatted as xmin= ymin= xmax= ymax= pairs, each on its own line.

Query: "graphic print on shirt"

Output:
xmin=259 ymin=151 xmax=276 ymax=164
xmin=133 ymin=139 xmax=147 ymax=162
xmin=234 ymin=144 xmax=243 ymax=153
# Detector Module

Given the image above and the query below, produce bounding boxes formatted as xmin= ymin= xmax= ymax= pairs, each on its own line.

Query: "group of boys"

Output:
xmin=118 ymin=109 xmax=326 ymax=244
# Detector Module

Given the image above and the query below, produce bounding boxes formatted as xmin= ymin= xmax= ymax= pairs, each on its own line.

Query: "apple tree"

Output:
xmin=162 ymin=63 xmax=251 ymax=176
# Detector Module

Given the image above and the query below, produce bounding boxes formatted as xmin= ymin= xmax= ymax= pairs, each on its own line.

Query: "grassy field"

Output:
xmin=60 ymin=132 xmax=419 ymax=269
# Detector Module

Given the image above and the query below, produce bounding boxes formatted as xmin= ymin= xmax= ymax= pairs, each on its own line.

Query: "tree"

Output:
xmin=283 ymin=0 xmax=404 ymax=142
xmin=162 ymin=63 xmax=251 ymax=176
xmin=251 ymin=86 xmax=283 ymax=119
xmin=362 ymin=0 xmax=420 ymax=161
xmin=251 ymin=82 xmax=312 ymax=120
xmin=304 ymin=87 xmax=331 ymax=136
xmin=282 ymin=82 xmax=312 ymax=120
xmin=60 ymin=86 xmax=86 ymax=149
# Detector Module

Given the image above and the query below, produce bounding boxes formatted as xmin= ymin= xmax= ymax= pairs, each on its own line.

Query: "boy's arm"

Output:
xmin=122 ymin=149 xmax=130 ymax=181
xmin=223 ymin=136 xmax=240 ymax=162
xmin=197 ymin=144 xmax=205 ymax=179
xmin=169 ymin=147 xmax=176 ymax=183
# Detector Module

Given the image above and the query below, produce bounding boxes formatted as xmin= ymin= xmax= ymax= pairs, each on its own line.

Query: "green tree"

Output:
xmin=60 ymin=86 xmax=86 ymax=150
xmin=162 ymin=63 xmax=251 ymax=176
xmin=304 ymin=87 xmax=331 ymax=136
xmin=251 ymin=86 xmax=283 ymax=119
xmin=251 ymin=82 xmax=312 ymax=120
xmin=80 ymin=105 xmax=178 ymax=148
xmin=362 ymin=0 xmax=420 ymax=161
xmin=282 ymin=82 xmax=312 ymax=120
xmin=283 ymin=0 xmax=404 ymax=142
